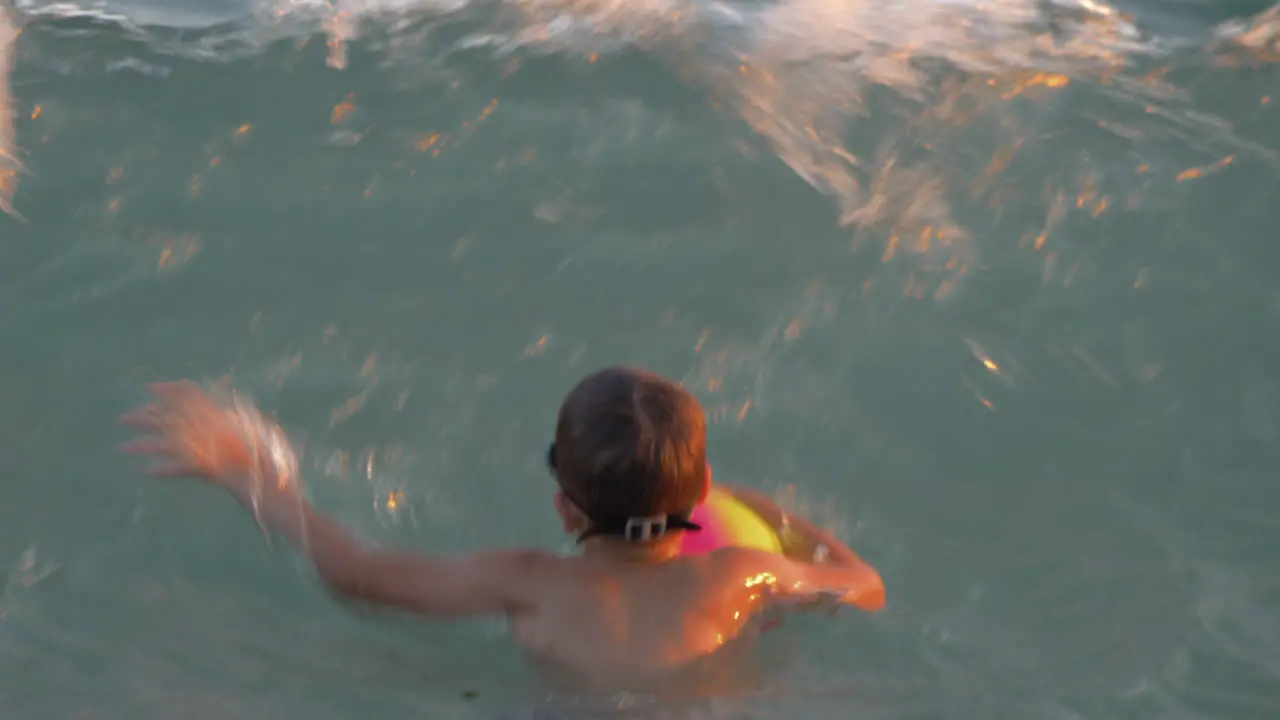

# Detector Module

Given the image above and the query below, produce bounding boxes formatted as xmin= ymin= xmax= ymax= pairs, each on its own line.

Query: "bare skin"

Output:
xmin=121 ymin=381 xmax=885 ymax=691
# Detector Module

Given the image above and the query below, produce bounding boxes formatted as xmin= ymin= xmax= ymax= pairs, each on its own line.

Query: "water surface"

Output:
xmin=1 ymin=0 xmax=1279 ymax=717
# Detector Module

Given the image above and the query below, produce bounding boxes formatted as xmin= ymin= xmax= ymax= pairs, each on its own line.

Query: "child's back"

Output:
xmin=513 ymin=550 xmax=769 ymax=681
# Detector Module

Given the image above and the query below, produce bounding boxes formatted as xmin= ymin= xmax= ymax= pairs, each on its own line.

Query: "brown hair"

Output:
xmin=551 ymin=366 xmax=708 ymax=533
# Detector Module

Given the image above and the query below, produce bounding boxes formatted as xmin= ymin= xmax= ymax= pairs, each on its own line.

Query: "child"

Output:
xmin=121 ymin=367 xmax=884 ymax=693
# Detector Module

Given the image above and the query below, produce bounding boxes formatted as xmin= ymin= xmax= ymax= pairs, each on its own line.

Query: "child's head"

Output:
xmin=547 ymin=366 xmax=710 ymax=543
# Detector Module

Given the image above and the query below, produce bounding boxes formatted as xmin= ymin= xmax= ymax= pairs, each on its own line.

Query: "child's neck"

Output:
xmin=580 ymin=535 xmax=684 ymax=563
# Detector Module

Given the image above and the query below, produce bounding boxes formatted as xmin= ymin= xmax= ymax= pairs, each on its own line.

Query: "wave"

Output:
xmin=5 ymin=0 xmax=1278 ymax=288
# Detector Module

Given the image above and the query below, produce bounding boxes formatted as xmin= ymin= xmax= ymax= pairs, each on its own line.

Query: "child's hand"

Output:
xmin=120 ymin=381 xmax=293 ymax=491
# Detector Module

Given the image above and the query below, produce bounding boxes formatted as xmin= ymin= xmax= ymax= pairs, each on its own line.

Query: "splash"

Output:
xmin=5 ymin=0 xmax=1276 ymax=266
xmin=0 ymin=0 xmax=21 ymax=219
xmin=405 ymin=0 xmax=1252 ymax=291
xmin=700 ymin=0 xmax=1152 ymax=237
xmin=257 ymin=0 xmax=1268 ymax=303
xmin=1213 ymin=3 xmax=1280 ymax=65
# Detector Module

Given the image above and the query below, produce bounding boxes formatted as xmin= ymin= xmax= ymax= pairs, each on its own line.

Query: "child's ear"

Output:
xmin=698 ymin=463 xmax=713 ymax=502
xmin=553 ymin=491 xmax=586 ymax=534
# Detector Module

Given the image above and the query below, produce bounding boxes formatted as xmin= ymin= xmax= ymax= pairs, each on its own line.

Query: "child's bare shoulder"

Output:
xmin=693 ymin=547 xmax=793 ymax=590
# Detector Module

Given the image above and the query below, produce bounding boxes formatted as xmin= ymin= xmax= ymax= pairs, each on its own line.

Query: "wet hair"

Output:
xmin=549 ymin=366 xmax=707 ymax=541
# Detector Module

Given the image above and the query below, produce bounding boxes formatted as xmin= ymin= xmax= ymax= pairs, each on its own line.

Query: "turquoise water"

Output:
xmin=1 ymin=0 xmax=1278 ymax=717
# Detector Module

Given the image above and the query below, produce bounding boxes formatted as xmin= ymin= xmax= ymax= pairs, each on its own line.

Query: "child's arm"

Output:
xmin=121 ymin=381 xmax=545 ymax=618
xmin=721 ymin=484 xmax=885 ymax=611
xmin=218 ymin=468 xmax=544 ymax=616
